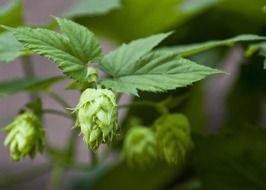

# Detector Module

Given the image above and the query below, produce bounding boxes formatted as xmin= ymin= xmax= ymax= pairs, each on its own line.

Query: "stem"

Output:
xmin=66 ymin=128 xmax=79 ymax=158
xmin=45 ymin=91 xmax=76 ymax=189
xmin=119 ymin=100 xmax=157 ymax=109
xmin=20 ymin=56 xmax=37 ymax=100
xmin=90 ymin=151 xmax=98 ymax=166
xmin=43 ymin=109 xmax=72 ymax=119
xmin=119 ymin=100 xmax=168 ymax=114
xmin=47 ymin=166 xmax=65 ymax=190
xmin=47 ymin=91 xmax=71 ymax=109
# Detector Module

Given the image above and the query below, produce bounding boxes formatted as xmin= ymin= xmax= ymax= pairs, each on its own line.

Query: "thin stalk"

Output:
xmin=90 ymin=151 xmax=98 ymax=166
xmin=47 ymin=91 xmax=71 ymax=109
xmin=45 ymin=91 xmax=76 ymax=189
xmin=47 ymin=166 xmax=65 ymax=190
xmin=119 ymin=100 xmax=169 ymax=114
xmin=66 ymin=128 xmax=79 ymax=158
xmin=119 ymin=100 xmax=157 ymax=109
xmin=43 ymin=109 xmax=72 ymax=119
xmin=20 ymin=56 xmax=37 ymax=100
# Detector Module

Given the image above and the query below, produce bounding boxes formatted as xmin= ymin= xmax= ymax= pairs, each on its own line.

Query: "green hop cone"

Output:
xmin=3 ymin=112 xmax=45 ymax=161
xmin=154 ymin=114 xmax=192 ymax=165
xmin=123 ymin=127 xmax=157 ymax=168
xmin=74 ymin=88 xmax=118 ymax=151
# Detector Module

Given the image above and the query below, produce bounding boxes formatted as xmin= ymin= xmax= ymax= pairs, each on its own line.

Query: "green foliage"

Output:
xmin=218 ymin=0 xmax=266 ymax=26
xmin=100 ymin=32 xmax=222 ymax=95
xmin=0 ymin=0 xmax=23 ymax=33
xmin=102 ymin=50 xmax=221 ymax=95
xmin=193 ymin=127 xmax=266 ymax=190
xmin=100 ymin=32 xmax=171 ymax=76
xmin=70 ymin=0 xmax=220 ymax=42
xmin=246 ymin=42 xmax=266 ymax=68
xmin=0 ymin=0 xmax=24 ymax=62
xmin=154 ymin=114 xmax=192 ymax=165
xmin=65 ymin=0 xmax=121 ymax=17
xmin=72 ymin=161 xmax=178 ymax=190
xmin=2 ymin=0 xmax=266 ymax=188
xmin=164 ymin=34 xmax=266 ymax=57
xmin=0 ymin=31 xmax=24 ymax=62
xmin=13 ymin=17 xmax=101 ymax=82
xmin=0 ymin=76 xmax=64 ymax=96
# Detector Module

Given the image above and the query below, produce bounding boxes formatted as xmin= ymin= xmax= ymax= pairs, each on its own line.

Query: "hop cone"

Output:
xmin=123 ymin=127 xmax=157 ymax=168
xmin=74 ymin=88 xmax=118 ymax=151
xmin=3 ymin=112 xmax=45 ymax=161
xmin=154 ymin=114 xmax=192 ymax=165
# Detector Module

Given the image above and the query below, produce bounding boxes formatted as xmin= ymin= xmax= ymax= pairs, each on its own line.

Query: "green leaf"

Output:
xmin=246 ymin=42 xmax=266 ymax=68
xmin=100 ymin=32 xmax=172 ymax=76
xmin=65 ymin=0 xmax=121 ymax=17
xmin=0 ymin=76 xmax=65 ymax=97
xmin=0 ymin=0 xmax=23 ymax=32
xmin=0 ymin=31 xmax=24 ymax=62
xmin=101 ymin=51 xmax=222 ymax=95
xmin=13 ymin=18 xmax=101 ymax=82
xmin=164 ymin=34 xmax=266 ymax=57
xmin=54 ymin=17 xmax=102 ymax=63
xmin=193 ymin=127 xmax=266 ymax=190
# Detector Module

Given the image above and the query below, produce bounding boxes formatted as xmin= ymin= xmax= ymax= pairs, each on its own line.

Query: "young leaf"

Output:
xmin=0 ymin=76 xmax=65 ymax=97
xmin=101 ymin=51 xmax=222 ymax=95
xmin=163 ymin=34 xmax=266 ymax=57
xmin=100 ymin=32 xmax=172 ymax=76
xmin=13 ymin=18 xmax=101 ymax=82
xmin=246 ymin=42 xmax=266 ymax=68
xmin=65 ymin=0 xmax=121 ymax=17
xmin=54 ymin=17 xmax=101 ymax=63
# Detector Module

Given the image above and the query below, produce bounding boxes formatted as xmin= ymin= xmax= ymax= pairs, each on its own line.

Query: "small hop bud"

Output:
xmin=74 ymin=88 xmax=118 ymax=151
xmin=3 ymin=112 xmax=45 ymax=161
xmin=123 ymin=127 xmax=157 ymax=168
xmin=154 ymin=114 xmax=192 ymax=165
xmin=86 ymin=67 xmax=98 ymax=83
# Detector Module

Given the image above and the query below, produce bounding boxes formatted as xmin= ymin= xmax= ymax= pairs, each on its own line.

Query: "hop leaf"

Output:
xmin=3 ymin=112 xmax=45 ymax=161
xmin=74 ymin=88 xmax=118 ymax=151
xmin=123 ymin=127 xmax=157 ymax=168
xmin=154 ymin=114 xmax=192 ymax=165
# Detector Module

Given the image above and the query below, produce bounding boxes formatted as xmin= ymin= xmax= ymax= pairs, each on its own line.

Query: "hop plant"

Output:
xmin=123 ymin=127 xmax=157 ymax=168
xmin=74 ymin=88 xmax=118 ymax=151
xmin=154 ymin=114 xmax=192 ymax=165
xmin=3 ymin=112 xmax=45 ymax=161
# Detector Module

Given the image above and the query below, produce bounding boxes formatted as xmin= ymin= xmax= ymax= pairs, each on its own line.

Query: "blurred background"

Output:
xmin=1 ymin=0 xmax=266 ymax=190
